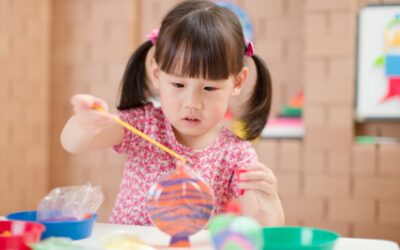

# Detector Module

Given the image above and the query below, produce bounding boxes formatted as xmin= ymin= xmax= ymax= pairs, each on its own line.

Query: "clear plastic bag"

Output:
xmin=37 ymin=183 xmax=104 ymax=222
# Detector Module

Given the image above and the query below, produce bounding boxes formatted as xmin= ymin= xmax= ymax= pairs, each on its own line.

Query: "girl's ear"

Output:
xmin=232 ymin=67 xmax=249 ymax=96
xmin=150 ymin=58 xmax=160 ymax=89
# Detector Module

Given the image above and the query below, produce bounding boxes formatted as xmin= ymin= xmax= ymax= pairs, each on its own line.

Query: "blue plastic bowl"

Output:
xmin=6 ymin=210 xmax=97 ymax=240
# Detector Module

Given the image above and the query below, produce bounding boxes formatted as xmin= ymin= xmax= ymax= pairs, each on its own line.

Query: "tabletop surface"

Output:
xmin=78 ymin=223 xmax=400 ymax=250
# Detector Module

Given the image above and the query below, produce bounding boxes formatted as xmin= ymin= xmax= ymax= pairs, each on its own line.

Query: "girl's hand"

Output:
xmin=237 ymin=162 xmax=284 ymax=226
xmin=70 ymin=94 xmax=114 ymax=134
xmin=237 ymin=162 xmax=278 ymax=199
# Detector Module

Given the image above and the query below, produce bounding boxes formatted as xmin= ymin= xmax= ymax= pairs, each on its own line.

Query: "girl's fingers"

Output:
xmin=246 ymin=162 xmax=271 ymax=171
xmin=70 ymin=94 xmax=114 ymax=133
xmin=237 ymin=168 xmax=277 ymax=185
xmin=71 ymin=94 xmax=94 ymax=109
xmin=93 ymin=98 xmax=109 ymax=111
xmin=238 ymin=181 xmax=277 ymax=196
xmin=74 ymin=110 xmax=114 ymax=129
xmin=71 ymin=94 xmax=109 ymax=112
xmin=236 ymin=163 xmax=278 ymax=197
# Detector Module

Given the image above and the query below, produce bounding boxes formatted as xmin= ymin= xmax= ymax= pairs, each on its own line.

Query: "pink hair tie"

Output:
xmin=146 ymin=28 xmax=159 ymax=45
xmin=245 ymin=38 xmax=254 ymax=57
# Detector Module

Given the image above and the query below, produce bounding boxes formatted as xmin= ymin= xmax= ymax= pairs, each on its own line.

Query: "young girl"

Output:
xmin=61 ymin=0 xmax=284 ymax=226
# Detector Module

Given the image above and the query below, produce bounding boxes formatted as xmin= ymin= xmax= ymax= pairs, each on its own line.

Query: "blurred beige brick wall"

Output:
xmin=50 ymin=0 xmax=140 ymax=221
xmin=254 ymin=0 xmax=400 ymax=243
xmin=242 ymin=0 xmax=304 ymax=115
xmin=0 ymin=0 xmax=50 ymax=215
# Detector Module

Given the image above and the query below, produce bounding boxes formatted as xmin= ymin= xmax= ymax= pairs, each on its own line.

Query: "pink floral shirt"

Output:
xmin=109 ymin=104 xmax=258 ymax=225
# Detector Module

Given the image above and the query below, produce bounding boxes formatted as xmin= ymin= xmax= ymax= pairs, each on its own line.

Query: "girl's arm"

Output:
xmin=237 ymin=163 xmax=285 ymax=226
xmin=60 ymin=94 xmax=124 ymax=154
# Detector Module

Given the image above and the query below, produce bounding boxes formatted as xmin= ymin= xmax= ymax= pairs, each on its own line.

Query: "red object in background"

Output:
xmin=224 ymin=108 xmax=233 ymax=120
xmin=0 ymin=221 xmax=45 ymax=250
xmin=224 ymin=199 xmax=242 ymax=215
xmin=382 ymin=77 xmax=400 ymax=102
xmin=235 ymin=168 xmax=248 ymax=182
xmin=82 ymin=213 xmax=92 ymax=219
xmin=235 ymin=169 xmax=248 ymax=196
xmin=288 ymin=92 xmax=304 ymax=108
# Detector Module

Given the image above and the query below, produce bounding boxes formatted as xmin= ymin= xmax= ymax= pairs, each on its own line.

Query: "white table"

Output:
xmin=79 ymin=223 xmax=400 ymax=250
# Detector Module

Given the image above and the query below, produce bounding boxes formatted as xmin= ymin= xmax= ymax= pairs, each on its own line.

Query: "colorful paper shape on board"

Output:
xmin=384 ymin=55 xmax=400 ymax=76
xmin=279 ymin=92 xmax=303 ymax=118
xmin=146 ymin=163 xmax=214 ymax=247
xmin=382 ymin=77 xmax=400 ymax=101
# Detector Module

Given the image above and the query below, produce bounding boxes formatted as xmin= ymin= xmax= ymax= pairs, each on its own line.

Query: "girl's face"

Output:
xmin=151 ymin=60 xmax=247 ymax=145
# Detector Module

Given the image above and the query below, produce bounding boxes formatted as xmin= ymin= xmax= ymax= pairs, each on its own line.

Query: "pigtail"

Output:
xmin=241 ymin=54 xmax=272 ymax=140
xmin=118 ymin=40 xmax=153 ymax=110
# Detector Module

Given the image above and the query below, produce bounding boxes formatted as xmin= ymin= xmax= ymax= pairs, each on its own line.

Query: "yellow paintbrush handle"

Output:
xmin=92 ymin=103 xmax=186 ymax=162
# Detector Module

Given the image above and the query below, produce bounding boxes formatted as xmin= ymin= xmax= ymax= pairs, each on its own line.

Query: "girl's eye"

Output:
xmin=172 ymin=82 xmax=184 ymax=88
xmin=204 ymin=86 xmax=217 ymax=91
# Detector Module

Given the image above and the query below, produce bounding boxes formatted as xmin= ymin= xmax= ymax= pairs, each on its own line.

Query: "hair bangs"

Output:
xmin=155 ymin=16 xmax=238 ymax=80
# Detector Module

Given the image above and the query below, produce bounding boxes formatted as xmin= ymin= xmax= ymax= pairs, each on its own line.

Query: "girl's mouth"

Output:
xmin=184 ymin=117 xmax=199 ymax=121
xmin=183 ymin=117 xmax=200 ymax=125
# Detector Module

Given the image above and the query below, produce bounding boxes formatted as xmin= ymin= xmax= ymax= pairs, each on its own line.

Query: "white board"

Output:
xmin=356 ymin=5 xmax=400 ymax=120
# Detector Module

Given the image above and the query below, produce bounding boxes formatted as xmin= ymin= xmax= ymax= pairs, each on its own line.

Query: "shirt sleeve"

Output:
xmin=229 ymin=143 xmax=258 ymax=197
xmin=113 ymin=104 xmax=153 ymax=155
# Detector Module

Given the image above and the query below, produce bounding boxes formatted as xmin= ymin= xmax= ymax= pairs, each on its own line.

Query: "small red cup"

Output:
xmin=0 ymin=220 xmax=45 ymax=250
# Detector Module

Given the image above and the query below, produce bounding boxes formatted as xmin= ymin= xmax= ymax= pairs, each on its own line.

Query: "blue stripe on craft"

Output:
xmin=160 ymin=178 xmax=200 ymax=186
xmin=159 ymin=193 xmax=214 ymax=201
xmin=148 ymin=210 xmax=212 ymax=221
xmin=147 ymin=203 xmax=214 ymax=212
xmin=173 ymin=230 xmax=200 ymax=237
xmin=184 ymin=204 xmax=214 ymax=210
xmin=162 ymin=190 xmax=213 ymax=199
xmin=155 ymin=195 xmax=207 ymax=201
xmin=170 ymin=235 xmax=190 ymax=244
xmin=158 ymin=188 xmax=210 ymax=196
xmin=149 ymin=204 xmax=213 ymax=218
xmin=154 ymin=211 xmax=211 ymax=221
xmin=149 ymin=207 xmax=181 ymax=218
xmin=179 ymin=223 xmax=204 ymax=231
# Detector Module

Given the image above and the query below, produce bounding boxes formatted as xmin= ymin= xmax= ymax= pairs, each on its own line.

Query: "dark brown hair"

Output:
xmin=118 ymin=0 xmax=272 ymax=140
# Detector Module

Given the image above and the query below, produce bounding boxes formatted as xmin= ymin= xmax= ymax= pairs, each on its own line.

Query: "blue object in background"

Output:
xmin=6 ymin=210 xmax=97 ymax=240
xmin=216 ymin=1 xmax=254 ymax=41
xmin=385 ymin=55 xmax=400 ymax=76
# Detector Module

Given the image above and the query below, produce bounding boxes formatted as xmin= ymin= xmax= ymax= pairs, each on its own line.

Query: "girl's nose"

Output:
xmin=183 ymin=91 xmax=202 ymax=109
